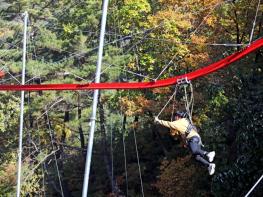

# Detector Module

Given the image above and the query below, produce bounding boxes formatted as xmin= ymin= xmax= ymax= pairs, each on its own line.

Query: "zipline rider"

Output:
xmin=154 ymin=111 xmax=216 ymax=175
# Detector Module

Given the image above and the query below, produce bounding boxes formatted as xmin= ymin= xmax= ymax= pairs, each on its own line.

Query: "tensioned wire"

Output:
xmin=245 ymin=174 xmax=263 ymax=197
xmin=0 ymin=0 xmax=248 ymax=85
xmin=120 ymin=111 xmax=129 ymax=196
xmin=123 ymin=43 xmax=145 ymax=196
xmin=132 ymin=126 xmax=145 ymax=197
xmin=156 ymin=85 xmax=179 ymax=118
xmin=46 ymin=111 xmax=65 ymax=197
xmin=249 ymin=0 xmax=261 ymax=44
xmin=21 ymin=0 xmax=239 ymax=66
xmin=0 ymin=0 xmax=246 ymax=67
xmin=0 ymin=0 xmax=252 ymax=194
xmin=0 ymin=0 xmax=258 ymax=195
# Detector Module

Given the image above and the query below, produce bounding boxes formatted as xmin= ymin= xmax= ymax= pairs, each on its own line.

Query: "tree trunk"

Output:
xmin=77 ymin=94 xmax=85 ymax=157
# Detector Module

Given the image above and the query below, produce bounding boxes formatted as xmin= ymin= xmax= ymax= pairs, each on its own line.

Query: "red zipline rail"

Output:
xmin=0 ymin=38 xmax=263 ymax=91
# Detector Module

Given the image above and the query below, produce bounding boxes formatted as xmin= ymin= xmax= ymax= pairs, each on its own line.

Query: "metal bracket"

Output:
xmin=177 ymin=77 xmax=191 ymax=85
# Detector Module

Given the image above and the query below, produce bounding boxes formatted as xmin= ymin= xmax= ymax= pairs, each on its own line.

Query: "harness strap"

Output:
xmin=185 ymin=122 xmax=197 ymax=137
xmin=185 ymin=120 xmax=205 ymax=147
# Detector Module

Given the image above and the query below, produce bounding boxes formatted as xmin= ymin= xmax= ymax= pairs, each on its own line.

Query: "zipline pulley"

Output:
xmin=177 ymin=77 xmax=191 ymax=85
xmin=156 ymin=77 xmax=194 ymax=124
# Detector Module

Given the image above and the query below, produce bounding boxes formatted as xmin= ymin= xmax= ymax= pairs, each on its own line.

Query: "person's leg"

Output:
xmin=188 ymin=137 xmax=216 ymax=175
xmin=188 ymin=137 xmax=207 ymax=157
xmin=195 ymin=155 xmax=210 ymax=167
xmin=190 ymin=137 xmax=216 ymax=162
xmin=188 ymin=137 xmax=209 ymax=166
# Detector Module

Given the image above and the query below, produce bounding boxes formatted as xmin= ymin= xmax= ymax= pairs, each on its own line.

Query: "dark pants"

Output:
xmin=188 ymin=136 xmax=210 ymax=167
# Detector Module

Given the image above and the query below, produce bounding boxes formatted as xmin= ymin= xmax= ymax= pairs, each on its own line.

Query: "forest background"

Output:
xmin=0 ymin=0 xmax=262 ymax=196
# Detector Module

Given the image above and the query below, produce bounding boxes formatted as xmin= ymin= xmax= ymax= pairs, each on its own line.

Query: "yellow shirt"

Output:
xmin=158 ymin=118 xmax=200 ymax=139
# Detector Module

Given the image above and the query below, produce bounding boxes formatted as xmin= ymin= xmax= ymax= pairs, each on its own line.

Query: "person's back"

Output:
xmin=157 ymin=117 xmax=200 ymax=139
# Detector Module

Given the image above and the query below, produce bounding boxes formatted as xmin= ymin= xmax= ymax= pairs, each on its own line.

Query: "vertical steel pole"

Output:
xmin=82 ymin=0 xmax=109 ymax=196
xmin=16 ymin=11 xmax=28 ymax=197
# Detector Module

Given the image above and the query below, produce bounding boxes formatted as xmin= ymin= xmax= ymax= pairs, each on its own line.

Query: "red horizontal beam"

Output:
xmin=0 ymin=38 xmax=263 ymax=91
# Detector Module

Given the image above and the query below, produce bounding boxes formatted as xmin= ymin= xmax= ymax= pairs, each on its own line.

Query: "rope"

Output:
xmin=132 ymin=0 xmax=242 ymax=81
xmin=121 ymin=114 xmax=129 ymax=196
xmin=132 ymin=127 xmax=145 ymax=197
xmin=37 ymin=97 xmax=64 ymax=120
xmin=41 ymin=165 xmax=46 ymax=197
xmin=183 ymin=82 xmax=194 ymax=124
xmin=190 ymin=84 xmax=194 ymax=119
xmin=42 ymin=164 xmax=46 ymax=197
xmin=156 ymin=80 xmax=194 ymax=124
xmin=190 ymin=0 xmax=231 ymax=36
xmin=37 ymin=20 xmax=165 ymax=66
xmin=245 ymin=174 xmax=263 ymax=197
xmin=37 ymin=114 xmax=46 ymax=196
xmin=136 ymin=38 xmax=246 ymax=46
xmin=46 ymin=111 xmax=65 ymax=197
xmin=249 ymin=0 xmax=261 ymax=44
xmin=121 ymin=45 xmax=129 ymax=196
xmin=170 ymin=94 xmax=177 ymax=121
xmin=156 ymin=85 xmax=179 ymax=118
xmin=5 ymin=70 xmax=21 ymax=84
xmin=154 ymin=55 xmax=178 ymax=81
xmin=190 ymin=2 xmax=222 ymax=35
xmin=105 ymin=62 xmax=156 ymax=81
xmin=25 ymin=75 xmax=40 ymax=84
xmin=120 ymin=68 xmax=156 ymax=81
xmin=0 ymin=74 xmax=22 ymax=83
xmin=5 ymin=37 xmax=263 ymax=91
xmin=66 ymin=71 xmax=90 ymax=82
xmin=110 ymin=120 xmax=114 ymax=193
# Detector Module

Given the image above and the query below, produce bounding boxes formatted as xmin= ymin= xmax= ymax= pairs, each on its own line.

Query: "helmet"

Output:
xmin=175 ymin=111 xmax=186 ymax=118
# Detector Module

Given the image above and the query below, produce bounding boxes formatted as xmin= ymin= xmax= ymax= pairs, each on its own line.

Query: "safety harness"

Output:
xmin=185 ymin=121 xmax=197 ymax=137
xmin=185 ymin=119 xmax=204 ymax=146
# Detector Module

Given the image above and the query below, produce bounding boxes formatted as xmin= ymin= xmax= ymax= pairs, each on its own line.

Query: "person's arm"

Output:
xmin=154 ymin=117 xmax=179 ymax=130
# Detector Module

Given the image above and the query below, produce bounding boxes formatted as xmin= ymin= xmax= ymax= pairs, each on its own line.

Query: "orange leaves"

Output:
xmin=205 ymin=15 xmax=217 ymax=27
xmin=184 ymin=53 xmax=209 ymax=68
xmin=155 ymin=155 xmax=198 ymax=197
xmin=148 ymin=8 xmax=192 ymax=36
xmin=118 ymin=0 xmax=151 ymax=34
xmin=0 ymin=162 xmax=16 ymax=186
xmin=152 ymin=87 xmax=171 ymax=94
xmin=180 ymin=35 xmax=210 ymax=68
xmin=119 ymin=96 xmax=137 ymax=116
xmin=147 ymin=1 xmax=192 ymax=41
xmin=119 ymin=95 xmax=153 ymax=116
xmin=190 ymin=35 xmax=207 ymax=45
xmin=127 ymin=61 xmax=136 ymax=70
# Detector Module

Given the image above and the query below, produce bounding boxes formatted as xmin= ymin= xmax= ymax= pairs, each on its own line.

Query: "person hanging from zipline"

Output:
xmin=154 ymin=111 xmax=216 ymax=175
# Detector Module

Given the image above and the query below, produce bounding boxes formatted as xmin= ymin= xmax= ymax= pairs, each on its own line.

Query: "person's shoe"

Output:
xmin=208 ymin=163 xmax=216 ymax=175
xmin=206 ymin=151 xmax=215 ymax=162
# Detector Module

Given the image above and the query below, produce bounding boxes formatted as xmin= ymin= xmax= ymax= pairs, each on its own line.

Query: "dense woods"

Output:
xmin=0 ymin=0 xmax=262 ymax=196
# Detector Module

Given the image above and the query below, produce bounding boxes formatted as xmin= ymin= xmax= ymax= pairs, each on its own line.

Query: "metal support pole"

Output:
xmin=16 ymin=11 xmax=28 ymax=197
xmin=82 ymin=0 xmax=109 ymax=196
